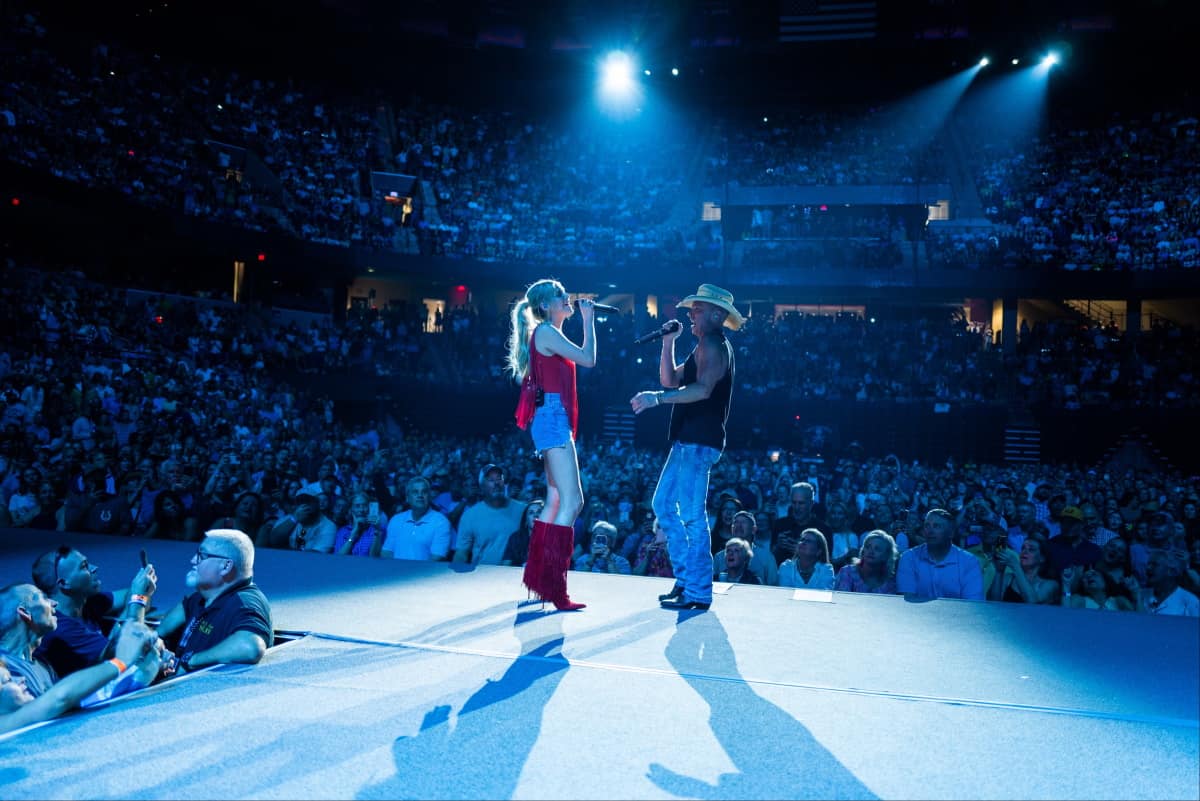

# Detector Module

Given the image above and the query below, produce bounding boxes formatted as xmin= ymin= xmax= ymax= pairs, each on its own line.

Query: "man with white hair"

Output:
xmin=158 ymin=529 xmax=273 ymax=673
xmin=1139 ymin=549 xmax=1199 ymax=617
xmin=0 ymin=583 xmax=60 ymax=696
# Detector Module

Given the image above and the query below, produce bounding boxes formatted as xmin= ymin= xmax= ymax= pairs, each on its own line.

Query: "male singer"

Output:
xmin=630 ymin=284 xmax=743 ymax=611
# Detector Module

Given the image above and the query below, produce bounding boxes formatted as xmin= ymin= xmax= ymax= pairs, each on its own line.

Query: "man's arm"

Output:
xmin=430 ymin=515 xmax=452 ymax=562
xmin=185 ymin=630 xmax=268 ymax=670
xmin=380 ymin=519 xmax=397 ymax=559
xmin=155 ymin=600 xmax=187 ymax=643
xmin=109 ymin=565 xmax=157 ymax=618
xmin=646 ymin=337 xmax=727 ymax=408
xmin=658 ymin=327 xmax=685 ymax=388
xmin=334 ymin=528 xmax=358 ymax=556
xmin=1 ymin=624 xmax=152 ymax=735
xmin=895 ymin=551 xmax=917 ymax=595
xmin=453 ymin=508 xmax=474 ymax=563
xmin=960 ymin=553 xmax=985 ymax=601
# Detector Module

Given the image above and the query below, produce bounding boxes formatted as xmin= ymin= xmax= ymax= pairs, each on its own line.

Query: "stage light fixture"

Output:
xmin=601 ymin=51 xmax=635 ymax=95
xmin=979 ymin=57 xmax=990 ymax=67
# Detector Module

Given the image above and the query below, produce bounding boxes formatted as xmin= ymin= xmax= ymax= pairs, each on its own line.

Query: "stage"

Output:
xmin=1 ymin=530 xmax=1197 ymax=800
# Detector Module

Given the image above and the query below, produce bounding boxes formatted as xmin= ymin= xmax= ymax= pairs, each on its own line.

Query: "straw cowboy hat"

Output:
xmin=676 ymin=284 xmax=745 ymax=330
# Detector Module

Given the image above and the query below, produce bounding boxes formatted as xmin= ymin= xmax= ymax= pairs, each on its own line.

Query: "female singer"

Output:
xmin=509 ymin=279 xmax=595 ymax=610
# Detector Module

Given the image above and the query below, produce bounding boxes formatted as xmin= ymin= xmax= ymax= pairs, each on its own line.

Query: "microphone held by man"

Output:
xmin=634 ymin=319 xmax=682 ymax=345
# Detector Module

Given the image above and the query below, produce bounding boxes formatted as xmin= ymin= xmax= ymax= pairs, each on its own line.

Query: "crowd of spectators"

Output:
xmin=2 ymin=254 xmax=1198 ymax=735
xmin=0 ymin=10 xmax=702 ymax=271
xmin=391 ymin=95 xmax=697 ymax=268
xmin=928 ymin=106 xmax=1200 ymax=271
xmin=3 ymin=4 xmax=1198 ymax=747
xmin=0 ymin=258 xmax=1197 ymax=538
xmin=6 ymin=10 xmax=1198 ymax=276
xmin=0 ymin=266 xmax=1196 ymax=607
xmin=344 ymin=293 xmax=1196 ymax=409
xmin=705 ymin=107 xmax=950 ymax=187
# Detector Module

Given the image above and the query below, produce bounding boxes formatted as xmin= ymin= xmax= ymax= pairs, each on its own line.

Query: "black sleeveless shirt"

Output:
xmin=667 ymin=332 xmax=734 ymax=455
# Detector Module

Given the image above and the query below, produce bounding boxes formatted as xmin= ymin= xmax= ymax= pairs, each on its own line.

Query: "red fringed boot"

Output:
xmin=522 ymin=519 xmax=552 ymax=602
xmin=546 ymin=522 xmax=585 ymax=611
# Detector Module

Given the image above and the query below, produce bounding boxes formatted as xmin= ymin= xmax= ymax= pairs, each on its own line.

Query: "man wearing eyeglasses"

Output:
xmin=157 ymin=529 xmax=273 ymax=674
xmin=30 ymin=546 xmax=157 ymax=677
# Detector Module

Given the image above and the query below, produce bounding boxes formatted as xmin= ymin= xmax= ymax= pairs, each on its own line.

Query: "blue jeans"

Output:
xmin=651 ymin=441 xmax=720 ymax=604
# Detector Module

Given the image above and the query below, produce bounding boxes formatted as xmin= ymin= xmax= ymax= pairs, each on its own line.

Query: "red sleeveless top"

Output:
xmin=514 ymin=329 xmax=579 ymax=436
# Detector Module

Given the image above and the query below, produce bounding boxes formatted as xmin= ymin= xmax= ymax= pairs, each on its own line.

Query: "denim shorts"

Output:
xmin=530 ymin=392 xmax=573 ymax=453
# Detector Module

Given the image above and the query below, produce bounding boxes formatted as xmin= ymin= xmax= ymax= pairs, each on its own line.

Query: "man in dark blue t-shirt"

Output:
xmin=31 ymin=546 xmax=158 ymax=677
xmin=158 ymin=529 xmax=273 ymax=673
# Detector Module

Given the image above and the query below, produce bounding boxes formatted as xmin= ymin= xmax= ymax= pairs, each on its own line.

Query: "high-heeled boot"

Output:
xmin=522 ymin=519 xmax=552 ymax=601
xmin=547 ymin=522 xmax=585 ymax=611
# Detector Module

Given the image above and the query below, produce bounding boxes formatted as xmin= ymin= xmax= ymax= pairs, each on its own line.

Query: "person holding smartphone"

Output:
xmin=332 ymin=492 xmax=385 ymax=557
xmin=30 ymin=545 xmax=159 ymax=678
xmin=507 ymin=278 xmax=596 ymax=611
xmin=573 ymin=522 xmax=631 ymax=574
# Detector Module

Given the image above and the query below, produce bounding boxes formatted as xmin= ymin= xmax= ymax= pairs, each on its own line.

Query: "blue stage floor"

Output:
xmin=2 ymin=530 xmax=1197 ymax=800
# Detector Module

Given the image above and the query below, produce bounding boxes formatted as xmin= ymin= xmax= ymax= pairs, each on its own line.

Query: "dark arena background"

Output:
xmin=0 ymin=1 xmax=1197 ymax=799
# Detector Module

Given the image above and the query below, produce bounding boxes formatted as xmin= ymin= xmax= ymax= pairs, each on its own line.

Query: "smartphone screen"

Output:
xmin=368 ymin=501 xmax=380 ymax=518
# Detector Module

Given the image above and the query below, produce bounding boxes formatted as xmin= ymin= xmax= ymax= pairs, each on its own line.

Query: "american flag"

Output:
xmin=779 ymin=0 xmax=877 ymax=42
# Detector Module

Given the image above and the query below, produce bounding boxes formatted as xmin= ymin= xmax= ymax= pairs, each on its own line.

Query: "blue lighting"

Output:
xmin=596 ymin=50 xmax=644 ymax=117
xmin=601 ymin=52 xmax=635 ymax=95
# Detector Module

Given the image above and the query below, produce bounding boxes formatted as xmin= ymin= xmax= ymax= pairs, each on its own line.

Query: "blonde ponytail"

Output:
xmin=506 ymin=279 xmax=562 ymax=382
xmin=506 ymin=299 xmax=534 ymax=382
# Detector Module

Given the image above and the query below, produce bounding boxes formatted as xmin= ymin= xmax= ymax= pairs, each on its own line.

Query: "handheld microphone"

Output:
xmin=634 ymin=319 xmax=682 ymax=345
xmin=574 ymin=300 xmax=621 ymax=314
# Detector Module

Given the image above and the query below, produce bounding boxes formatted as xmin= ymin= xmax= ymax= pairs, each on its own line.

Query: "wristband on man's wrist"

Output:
xmin=108 ymin=657 xmax=128 ymax=673
xmin=129 ymin=594 xmax=150 ymax=607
